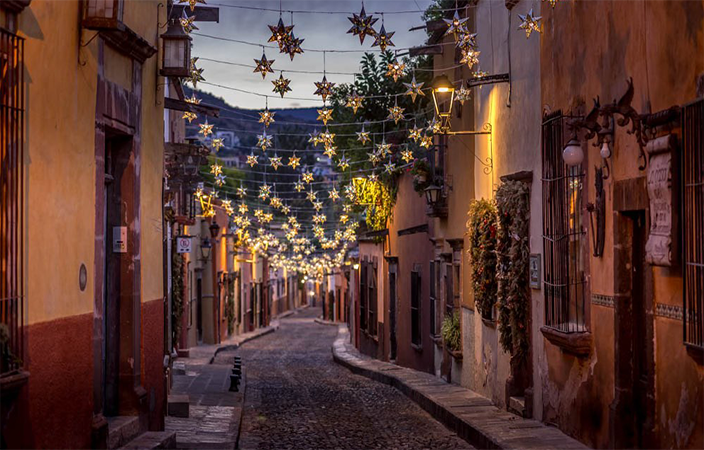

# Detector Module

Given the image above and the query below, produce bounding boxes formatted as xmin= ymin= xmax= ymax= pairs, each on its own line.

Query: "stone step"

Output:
xmin=508 ymin=396 xmax=526 ymax=417
xmin=167 ymin=394 xmax=190 ymax=418
xmin=107 ymin=416 xmax=142 ymax=450
xmin=118 ymin=431 xmax=177 ymax=450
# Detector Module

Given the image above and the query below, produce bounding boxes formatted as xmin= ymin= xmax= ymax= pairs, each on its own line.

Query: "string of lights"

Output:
xmin=209 ymin=2 xmax=472 ymax=16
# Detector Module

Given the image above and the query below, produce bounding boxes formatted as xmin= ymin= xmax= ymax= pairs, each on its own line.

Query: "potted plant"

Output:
xmin=441 ymin=312 xmax=462 ymax=359
xmin=410 ymin=159 xmax=432 ymax=195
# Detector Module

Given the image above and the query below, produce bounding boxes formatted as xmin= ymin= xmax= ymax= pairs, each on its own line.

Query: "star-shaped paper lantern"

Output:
xmin=211 ymin=138 xmax=224 ymax=152
xmin=267 ymin=18 xmax=293 ymax=45
xmin=259 ymin=108 xmax=276 ymax=127
xmin=346 ymin=92 xmax=363 ymax=114
xmin=256 ymin=131 xmax=272 ymax=151
xmin=357 ymin=127 xmax=370 ymax=145
xmin=376 ymin=140 xmax=392 ymax=156
xmin=344 ymin=184 xmax=356 ymax=200
xmin=368 ymin=173 xmax=379 ymax=183
xmin=443 ymin=10 xmax=469 ymax=37
xmin=294 ymin=180 xmax=305 ymax=192
xmin=306 ymin=190 xmax=317 ymax=202
xmin=313 ymin=213 xmax=326 ymax=224
xmin=185 ymin=94 xmax=201 ymax=105
xmin=543 ymin=0 xmax=558 ymax=8
xmin=182 ymin=111 xmax=197 ymax=123
xmin=270 ymin=196 xmax=283 ymax=209
xmin=518 ymin=9 xmax=542 ymax=38
xmin=261 ymin=213 xmax=273 ymax=224
xmin=258 ymin=184 xmax=272 ymax=200
xmin=460 ymin=48 xmax=480 ymax=68
xmin=385 ymin=59 xmax=406 ymax=82
xmin=269 ymin=155 xmax=283 ymax=170
xmin=272 ymin=73 xmax=292 ymax=98
xmin=428 ymin=118 xmax=443 ymax=134
xmin=384 ymin=162 xmax=396 ymax=174
xmin=372 ymin=24 xmax=395 ymax=51
xmin=320 ymin=129 xmax=335 ymax=146
xmin=388 ymin=104 xmax=405 ymax=124
xmin=178 ymin=0 xmax=205 ymax=12
xmin=309 ymin=130 xmax=322 ymax=147
xmin=455 ymin=86 xmax=472 ymax=105
xmin=254 ymin=52 xmax=275 ymax=79
xmin=400 ymin=149 xmax=414 ymax=164
xmin=199 ymin=120 xmax=214 ymax=137
xmin=288 ymin=154 xmax=301 ymax=170
xmin=323 ymin=145 xmax=337 ymax=158
xmin=420 ymin=135 xmax=434 ymax=148
xmin=313 ymin=201 xmax=324 ymax=212
xmin=403 ymin=76 xmax=425 ymax=102
xmin=408 ymin=124 xmax=422 ymax=142
xmin=236 ymin=186 xmax=247 ymax=198
xmin=246 ymin=153 xmax=259 ymax=167
xmin=368 ymin=151 xmax=382 ymax=166
xmin=189 ymin=57 xmax=205 ymax=88
xmin=338 ymin=155 xmax=350 ymax=171
xmin=238 ymin=203 xmax=249 ymax=214
xmin=456 ymin=32 xmax=477 ymax=50
xmin=329 ymin=188 xmax=340 ymax=201
xmin=180 ymin=10 xmax=198 ymax=33
xmin=313 ymin=75 xmax=335 ymax=102
xmin=222 ymin=200 xmax=234 ymax=216
xmin=317 ymin=108 xmax=333 ymax=125
xmin=347 ymin=5 xmax=378 ymax=45
xmin=281 ymin=205 xmax=291 ymax=215
xmin=284 ymin=32 xmax=304 ymax=61
xmin=340 ymin=214 xmax=349 ymax=224
xmin=214 ymin=173 xmax=226 ymax=186
xmin=302 ymin=171 xmax=314 ymax=183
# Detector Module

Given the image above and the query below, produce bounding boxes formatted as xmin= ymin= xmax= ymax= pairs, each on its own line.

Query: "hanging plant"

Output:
xmin=495 ymin=180 xmax=531 ymax=360
xmin=410 ymin=158 xmax=432 ymax=195
xmin=466 ymin=199 xmax=498 ymax=320
xmin=441 ymin=312 xmax=461 ymax=352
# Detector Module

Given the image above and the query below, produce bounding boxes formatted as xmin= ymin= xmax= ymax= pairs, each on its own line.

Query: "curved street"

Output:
xmin=215 ymin=307 xmax=473 ymax=450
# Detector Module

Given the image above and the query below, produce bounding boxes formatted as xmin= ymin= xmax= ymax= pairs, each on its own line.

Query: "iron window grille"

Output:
xmin=411 ymin=270 xmax=421 ymax=346
xmin=359 ymin=259 xmax=367 ymax=331
xmin=429 ymin=261 xmax=437 ymax=337
xmin=541 ymin=111 xmax=588 ymax=333
xmin=682 ymin=98 xmax=704 ymax=350
xmin=0 ymin=28 xmax=24 ymax=375
xmin=368 ymin=259 xmax=378 ymax=336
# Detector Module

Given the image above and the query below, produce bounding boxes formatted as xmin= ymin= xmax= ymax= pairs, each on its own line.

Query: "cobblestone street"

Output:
xmin=215 ymin=307 xmax=473 ymax=450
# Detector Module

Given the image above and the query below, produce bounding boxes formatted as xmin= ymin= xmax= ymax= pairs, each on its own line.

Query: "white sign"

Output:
xmin=176 ymin=236 xmax=192 ymax=254
xmin=645 ymin=135 xmax=676 ymax=266
xmin=113 ymin=226 xmax=127 ymax=253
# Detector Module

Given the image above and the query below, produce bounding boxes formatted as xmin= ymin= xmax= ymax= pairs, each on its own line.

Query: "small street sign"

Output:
xmin=176 ymin=236 xmax=192 ymax=254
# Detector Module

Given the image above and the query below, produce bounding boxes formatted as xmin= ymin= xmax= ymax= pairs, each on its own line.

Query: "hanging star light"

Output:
xmin=258 ymin=184 xmax=272 ymax=200
xmin=210 ymin=138 xmax=224 ymax=152
xmin=259 ymin=108 xmax=276 ymax=127
xmin=455 ymin=86 xmax=472 ymax=105
xmin=347 ymin=5 xmax=378 ymax=44
xmin=368 ymin=173 xmax=379 ymax=183
xmin=444 ymin=10 xmax=469 ymax=37
xmin=344 ymin=184 xmax=356 ymax=200
xmin=284 ymin=32 xmax=304 ymax=61
xmin=189 ymin=57 xmax=205 ymax=88
xmin=236 ymin=186 xmax=247 ymax=198
xmin=376 ymin=140 xmax=392 ymax=157
xmin=180 ymin=10 xmax=198 ymax=33
xmin=262 ymin=213 xmax=274 ymax=224
xmin=320 ymin=129 xmax=335 ymax=146
xmin=253 ymin=51 xmax=275 ymax=79
xmin=246 ymin=153 xmax=259 ymax=167
xmin=384 ymin=162 xmax=396 ymax=174
xmin=302 ymin=171 xmax=314 ymax=183
xmin=387 ymin=103 xmax=405 ymax=124
xmin=428 ymin=117 xmax=443 ymax=135
xmin=329 ymin=188 xmax=340 ymax=201
xmin=372 ymin=24 xmax=395 ymax=51
xmin=185 ymin=94 xmax=201 ymax=105
xmin=343 ymin=203 xmax=353 ymax=214
xmin=402 ymin=75 xmax=425 ymax=103
xmin=267 ymin=18 xmax=293 ymax=45
xmin=338 ymin=155 xmax=350 ymax=171
xmin=323 ymin=145 xmax=337 ymax=159
xmin=178 ymin=0 xmax=205 ymax=12
xmin=269 ymin=154 xmax=283 ymax=170
xmin=317 ymin=107 xmax=333 ymax=125
xmin=340 ymin=214 xmax=349 ymax=224
xmin=385 ymin=59 xmax=406 ymax=82
xmin=408 ymin=124 xmax=422 ymax=142
xmin=313 ymin=201 xmax=324 ymax=212
xmin=518 ymin=9 xmax=542 ymax=38
xmin=288 ymin=154 xmax=301 ymax=170
xmin=270 ymin=196 xmax=283 ymax=209
xmin=199 ymin=120 xmax=214 ymax=137
xmin=222 ymin=200 xmax=234 ymax=215
xmin=256 ymin=131 xmax=273 ymax=151
xmin=214 ymin=173 xmax=226 ymax=186
xmin=294 ymin=179 xmax=305 ymax=192
xmin=238 ymin=203 xmax=249 ymax=214
xmin=281 ymin=204 xmax=291 ymax=215
xmin=306 ymin=190 xmax=317 ymax=202
xmin=272 ymin=72 xmax=292 ymax=98
xmin=456 ymin=32 xmax=477 ymax=50
xmin=543 ymin=0 xmax=558 ymax=8
xmin=312 ymin=213 xmax=326 ymax=224
xmin=357 ymin=126 xmax=370 ymax=145
xmin=420 ymin=135 xmax=434 ymax=148
xmin=346 ymin=92 xmax=363 ymax=114
xmin=368 ymin=151 xmax=382 ymax=166
xmin=460 ymin=48 xmax=480 ymax=68
xmin=182 ymin=111 xmax=197 ymax=123
xmin=313 ymin=76 xmax=335 ymax=102
xmin=308 ymin=130 xmax=322 ymax=147
xmin=400 ymin=149 xmax=414 ymax=164
xmin=210 ymin=163 xmax=222 ymax=177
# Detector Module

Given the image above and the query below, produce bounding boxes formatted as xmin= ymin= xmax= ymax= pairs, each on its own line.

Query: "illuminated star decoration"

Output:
xmin=256 ymin=131 xmax=272 ymax=151
xmin=302 ymin=171 xmax=314 ymax=183
xmin=403 ymin=75 xmax=425 ymax=103
xmin=317 ymin=107 xmax=333 ymax=125
xmin=185 ymin=94 xmax=201 ymax=105
xmin=211 ymin=138 xmax=224 ymax=152
xmin=518 ymin=9 xmax=542 ymax=38
xmin=368 ymin=151 xmax=382 ymax=166
xmin=460 ymin=48 xmax=480 ymax=69
xmin=343 ymin=203 xmax=353 ymax=213
xmin=338 ymin=155 xmax=350 ymax=171
xmin=313 ymin=75 xmax=335 ymax=102
xmin=321 ymin=129 xmax=335 ymax=146
xmin=309 ymin=130 xmax=322 ymax=147
xmin=272 ymin=73 xmax=292 ymax=98
xmin=443 ymin=10 xmax=469 ymax=36
xmin=253 ymin=51 xmax=275 ymax=79
xmin=269 ymin=154 xmax=283 ymax=170
xmin=385 ymin=59 xmax=406 ymax=82
xmin=281 ymin=205 xmax=291 ymax=215
xmin=368 ymin=173 xmax=379 ymax=183
xmin=182 ymin=111 xmax=197 ymax=123
xmin=357 ymin=126 xmax=370 ymax=145
xmin=456 ymin=31 xmax=477 ymax=50
xmin=180 ymin=10 xmax=198 ymax=33
xmin=247 ymin=153 xmax=259 ymax=167
xmin=329 ymin=188 xmax=340 ymax=201
xmin=347 ymin=5 xmax=378 ymax=45
xmin=258 ymin=184 xmax=272 ymax=200
xmin=377 ymin=140 xmax=392 ymax=157
xmin=179 ymin=0 xmax=205 ymax=12
xmin=199 ymin=120 xmax=214 ymax=137
xmin=408 ymin=124 xmax=422 ymax=142
xmin=372 ymin=24 xmax=395 ymax=52
xmin=455 ymin=86 xmax=472 ymax=105
xmin=323 ymin=145 xmax=337 ymax=158
xmin=283 ymin=32 xmax=305 ymax=61
xmin=214 ymin=173 xmax=226 ymax=186
xmin=307 ymin=190 xmax=317 ymax=203
xmin=400 ymin=149 xmax=414 ymax=164
xmin=270 ymin=196 xmax=283 ymax=209
xmin=543 ymin=0 xmax=558 ymax=8
xmin=210 ymin=163 xmax=222 ymax=176
xmin=420 ymin=135 xmax=434 ymax=148
xmin=189 ymin=57 xmax=205 ymax=88
xmin=288 ymin=154 xmax=301 ymax=170
xmin=236 ymin=186 xmax=247 ymax=198
xmin=259 ymin=108 xmax=276 ymax=127
xmin=388 ymin=103 xmax=405 ymax=124
xmin=346 ymin=92 xmax=363 ymax=114
xmin=428 ymin=117 xmax=442 ymax=134
xmin=294 ymin=179 xmax=305 ymax=192
xmin=267 ymin=18 xmax=293 ymax=47
xmin=222 ymin=200 xmax=234 ymax=216
xmin=238 ymin=203 xmax=248 ymax=214
xmin=384 ymin=162 xmax=396 ymax=174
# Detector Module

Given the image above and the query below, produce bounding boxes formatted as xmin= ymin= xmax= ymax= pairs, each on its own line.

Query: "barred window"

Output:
xmin=541 ymin=111 xmax=587 ymax=333
xmin=0 ymin=28 xmax=24 ymax=375
xmin=429 ymin=261 xmax=437 ymax=337
xmin=683 ymin=98 xmax=704 ymax=350
xmin=367 ymin=259 xmax=378 ymax=336
xmin=411 ymin=270 xmax=421 ymax=346
xmin=359 ymin=259 xmax=367 ymax=331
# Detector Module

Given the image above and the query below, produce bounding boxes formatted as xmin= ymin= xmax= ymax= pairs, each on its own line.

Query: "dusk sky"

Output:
xmin=192 ymin=1 xmax=435 ymax=110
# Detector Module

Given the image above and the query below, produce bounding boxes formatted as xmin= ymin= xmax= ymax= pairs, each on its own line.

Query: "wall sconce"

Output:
xmin=161 ymin=20 xmax=192 ymax=78
xmin=431 ymin=74 xmax=455 ymax=132
xmin=200 ymin=237 xmax=212 ymax=260
xmin=424 ymin=183 xmax=443 ymax=206
xmin=209 ymin=221 xmax=221 ymax=239
xmin=83 ymin=0 xmax=124 ymax=29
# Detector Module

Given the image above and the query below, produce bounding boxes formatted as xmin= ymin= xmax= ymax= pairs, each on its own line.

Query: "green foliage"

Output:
xmin=495 ymin=181 xmax=531 ymax=360
xmin=226 ymin=276 xmax=236 ymax=335
xmin=410 ymin=158 xmax=432 ymax=195
xmin=441 ymin=312 xmax=461 ymax=352
xmin=466 ymin=199 xmax=498 ymax=320
xmin=171 ymin=243 xmax=185 ymax=347
xmin=422 ymin=0 xmax=459 ymax=38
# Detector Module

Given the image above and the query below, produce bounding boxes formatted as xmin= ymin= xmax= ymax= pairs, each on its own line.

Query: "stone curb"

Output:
xmin=210 ymin=326 xmax=277 ymax=364
xmin=331 ymin=325 xmax=590 ymax=450
xmin=314 ymin=317 xmax=339 ymax=326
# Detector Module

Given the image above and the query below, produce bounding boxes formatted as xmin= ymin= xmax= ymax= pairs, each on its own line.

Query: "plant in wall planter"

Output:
xmin=410 ymin=159 xmax=432 ymax=195
xmin=466 ymin=199 xmax=498 ymax=321
xmin=441 ymin=312 xmax=462 ymax=358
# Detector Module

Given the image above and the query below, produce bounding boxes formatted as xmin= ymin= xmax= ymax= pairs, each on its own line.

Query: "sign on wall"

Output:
xmin=645 ymin=134 xmax=677 ymax=266
xmin=113 ymin=226 xmax=127 ymax=253
xmin=176 ymin=235 xmax=192 ymax=254
xmin=529 ymin=253 xmax=541 ymax=290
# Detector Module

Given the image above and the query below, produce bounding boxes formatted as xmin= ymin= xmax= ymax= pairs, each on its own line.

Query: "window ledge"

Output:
xmin=685 ymin=343 xmax=704 ymax=365
xmin=540 ymin=326 xmax=592 ymax=357
xmin=411 ymin=343 xmax=423 ymax=352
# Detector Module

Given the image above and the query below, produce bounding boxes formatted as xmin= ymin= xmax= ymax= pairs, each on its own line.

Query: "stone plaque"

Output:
xmin=645 ymin=135 xmax=677 ymax=266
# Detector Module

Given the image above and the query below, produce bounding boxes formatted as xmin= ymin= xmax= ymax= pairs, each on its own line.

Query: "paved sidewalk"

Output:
xmin=332 ymin=325 xmax=590 ymax=450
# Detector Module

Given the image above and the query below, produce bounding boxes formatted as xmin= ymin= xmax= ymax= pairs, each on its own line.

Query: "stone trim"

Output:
xmin=592 ymin=294 xmax=615 ymax=308
xmin=655 ymin=303 xmax=684 ymax=321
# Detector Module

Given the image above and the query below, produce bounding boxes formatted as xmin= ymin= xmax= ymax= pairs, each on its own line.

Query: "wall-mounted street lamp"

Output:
xmin=431 ymin=74 xmax=455 ymax=132
xmin=161 ymin=20 xmax=192 ymax=78
xmin=424 ymin=183 xmax=443 ymax=207
xmin=83 ymin=0 xmax=124 ymax=29
xmin=209 ymin=221 xmax=221 ymax=239
xmin=200 ymin=237 xmax=212 ymax=260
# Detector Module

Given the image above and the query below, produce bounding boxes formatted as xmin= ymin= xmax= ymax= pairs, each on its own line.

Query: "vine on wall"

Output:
xmin=495 ymin=180 xmax=531 ymax=360
xmin=466 ymin=199 xmax=498 ymax=320
xmin=171 ymin=242 xmax=185 ymax=347
xmin=226 ymin=276 xmax=236 ymax=335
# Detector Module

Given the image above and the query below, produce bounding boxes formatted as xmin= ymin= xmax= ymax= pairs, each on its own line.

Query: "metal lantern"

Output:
xmin=83 ymin=0 xmax=124 ymax=29
xmin=200 ymin=237 xmax=212 ymax=260
xmin=160 ymin=21 xmax=191 ymax=78
xmin=562 ymin=137 xmax=584 ymax=166
xmin=209 ymin=221 xmax=221 ymax=239
xmin=424 ymin=183 xmax=442 ymax=206
xmin=431 ymin=74 xmax=455 ymax=132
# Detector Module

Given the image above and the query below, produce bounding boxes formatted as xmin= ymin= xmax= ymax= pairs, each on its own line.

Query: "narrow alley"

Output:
xmin=218 ymin=307 xmax=473 ymax=450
